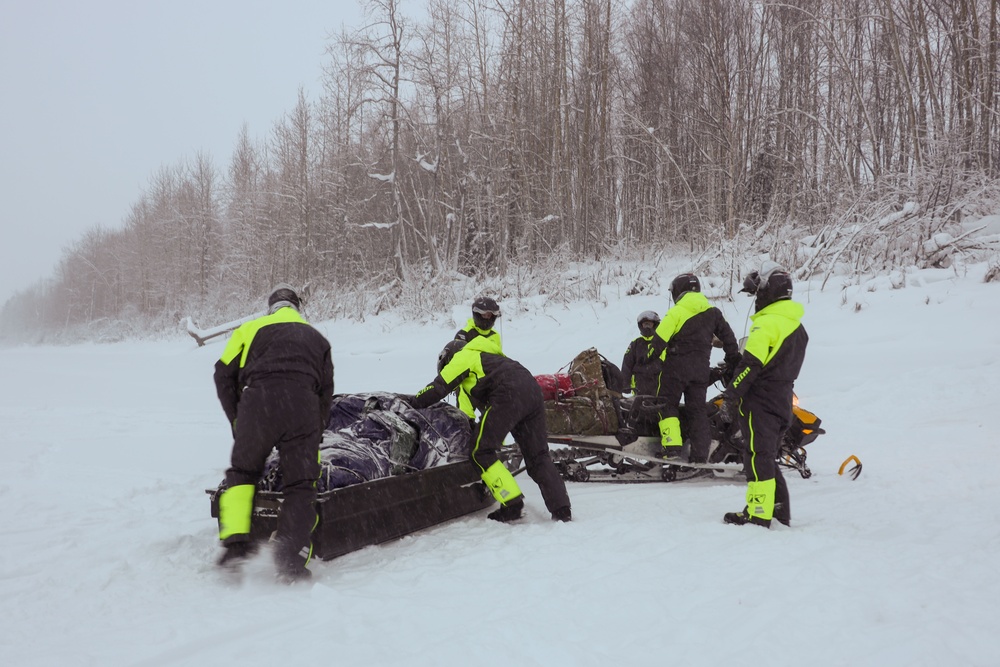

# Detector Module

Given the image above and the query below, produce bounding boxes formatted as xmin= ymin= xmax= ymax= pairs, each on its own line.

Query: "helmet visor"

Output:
xmin=472 ymin=304 xmax=501 ymax=319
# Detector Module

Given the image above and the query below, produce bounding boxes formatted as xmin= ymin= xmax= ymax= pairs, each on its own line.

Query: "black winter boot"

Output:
xmin=551 ymin=506 xmax=572 ymax=522
xmin=217 ymin=540 xmax=258 ymax=568
xmin=773 ymin=472 xmax=791 ymax=526
xmin=276 ymin=566 xmax=313 ymax=585
xmin=273 ymin=536 xmax=313 ymax=583
xmin=487 ymin=496 xmax=524 ymax=523
xmin=723 ymin=507 xmax=771 ymax=528
xmin=660 ymin=442 xmax=690 ymax=462
xmin=772 ymin=502 xmax=791 ymax=527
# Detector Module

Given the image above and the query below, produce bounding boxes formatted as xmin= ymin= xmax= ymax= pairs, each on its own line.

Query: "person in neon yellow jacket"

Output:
xmin=718 ymin=263 xmax=808 ymax=528
xmin=621 ymin=310 xmax=662 ymax=396
xmin=648 ymin=274 xmax=741 ymax=463
xmin=213 ymin=284 xmax=334 ymax=582
xmin=454 ymin=296 xmax=503 ymax=349
xmin=409 ymin=335 xmax=571 ymax=523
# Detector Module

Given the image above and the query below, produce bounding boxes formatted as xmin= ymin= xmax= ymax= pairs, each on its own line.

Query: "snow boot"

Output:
xmin=661 ymin=442 xmax=690 ymax=463
xmin=551 ymin=506 xmax=572 ymax=522
xmin=773 ymin=502 xmax=791 ymax=527
xmin=217 ymin=540 xmax=258 ymax=568
xmin=689 ymin=440 xmax=714 ymax=464
xmin=276 ymin=566 xmax=313 ymax=585
xmin=773 ymin=473 xmax=791 ymax=526
xmin=488 ymin=496 xmax=524 ymax=523
xmin=723 ymin=507 xmax=771 ymax=528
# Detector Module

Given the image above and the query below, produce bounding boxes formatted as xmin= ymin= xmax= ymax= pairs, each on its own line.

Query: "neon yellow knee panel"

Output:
xmin=658 ymin=416 xmax=682 ymax=449
xmin=480 ymin=460 xmax=523 ymax=504
xmin=745 ymin=479 xmax=776 ymax=522
xmin=218 ymin=484 xmax=255 ymax=540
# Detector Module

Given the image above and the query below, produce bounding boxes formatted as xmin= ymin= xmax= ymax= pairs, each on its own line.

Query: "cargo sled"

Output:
xmin=208 ymin=392 xmax=494 ymax=560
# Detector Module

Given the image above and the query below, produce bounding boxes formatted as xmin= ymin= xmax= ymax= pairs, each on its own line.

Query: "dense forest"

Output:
xmin=3 ymin=0 xmax=1000 ymax=341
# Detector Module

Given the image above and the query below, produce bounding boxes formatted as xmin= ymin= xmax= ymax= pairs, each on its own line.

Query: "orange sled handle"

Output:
xmin=838 ymin=455 xmax=862 ymax=480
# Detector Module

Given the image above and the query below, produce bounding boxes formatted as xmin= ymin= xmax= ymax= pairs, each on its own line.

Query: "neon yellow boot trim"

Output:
xmin=218 ymin=484 xmax=255 ymax=540
xmin=480 ymin=460 xmax=523 ymax=504
xmin=745 ymin=479 xmax=776 ymax=522
xmin=658 ymin=416 xmax=682 ymax=450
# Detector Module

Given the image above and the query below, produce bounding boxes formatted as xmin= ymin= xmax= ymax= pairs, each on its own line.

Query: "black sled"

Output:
xmin=207 ymin=392 xmax=496 ymax=560
xmin=207 ymin=461 xmax=493 ymax=560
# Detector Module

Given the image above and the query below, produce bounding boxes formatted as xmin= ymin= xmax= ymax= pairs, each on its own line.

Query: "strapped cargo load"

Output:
xmin=539 ymin=347 xmax=622 ymax=436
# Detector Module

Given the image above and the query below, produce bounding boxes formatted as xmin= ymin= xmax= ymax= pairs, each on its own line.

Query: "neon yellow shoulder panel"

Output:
xmin=654 ymin=292 xmax=711 ymax=357
xmin=744 ymin=300 xmax=804 ymax=366
xmin=218 ymin=307 xmax=309 ymax=368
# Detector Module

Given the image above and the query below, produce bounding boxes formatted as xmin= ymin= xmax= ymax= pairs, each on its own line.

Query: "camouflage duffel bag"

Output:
xmin=545 ymin=396 xmax=617 ymax=436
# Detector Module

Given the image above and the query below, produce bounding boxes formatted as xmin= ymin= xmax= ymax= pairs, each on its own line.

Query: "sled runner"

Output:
xmin=539 ymin=392 xmax=823 ymax=483
xmin=207 ymin=392 xmax=495 ymax=560
xmin=548 ymin=434 xmax=744 ymax=483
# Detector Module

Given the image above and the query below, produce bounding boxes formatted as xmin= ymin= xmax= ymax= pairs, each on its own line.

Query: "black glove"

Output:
xmin=709 ymin=365 xmax=726 ymax=385
xmin=723 ymin=354 xmax=743 ymax=385
xmin=718 ymin=397 xmax=740 ymax=423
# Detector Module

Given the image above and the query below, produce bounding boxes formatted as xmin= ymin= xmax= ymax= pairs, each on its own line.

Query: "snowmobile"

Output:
xmin=505 ymin=363 xmax=824 ymax=484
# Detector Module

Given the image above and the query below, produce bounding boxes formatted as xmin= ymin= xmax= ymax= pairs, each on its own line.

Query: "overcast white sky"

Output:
xmin=0 ymin=0 xmax=366 ymax=305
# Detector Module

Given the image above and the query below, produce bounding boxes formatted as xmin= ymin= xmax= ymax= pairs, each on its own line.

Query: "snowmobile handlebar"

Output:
xmin=710 ymin=361 xmax=736 ymax=387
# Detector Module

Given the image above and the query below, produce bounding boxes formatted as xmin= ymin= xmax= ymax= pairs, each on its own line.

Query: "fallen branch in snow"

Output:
xmin=183 ymin=311 xmax=265 ymax=347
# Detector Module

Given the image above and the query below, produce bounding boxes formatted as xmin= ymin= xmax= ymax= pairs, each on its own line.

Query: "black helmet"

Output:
xmin=636 ymin=310 xmax=660 ymax=336
xmin=471 ymin=296 xmax=501 ymax=331
xmin=669 ymin=273 xmax=700 ymax=303
xmin=267 ymin=283 xmax=301 ymax=312
xmin=437 ymin=339 xmax=467 ymax=373
xmin=750 ymin=262 xmax=793 ymax=310
xmin=739 ymin=272 xmax=761 ymax=295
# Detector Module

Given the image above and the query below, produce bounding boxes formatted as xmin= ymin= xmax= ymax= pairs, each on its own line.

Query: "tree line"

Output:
xmin=3 ymin=0 xmax=999 ymax=339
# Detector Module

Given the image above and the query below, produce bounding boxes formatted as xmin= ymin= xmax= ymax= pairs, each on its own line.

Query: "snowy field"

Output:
xmin=1 ymin=262 xmax=999 ymax=666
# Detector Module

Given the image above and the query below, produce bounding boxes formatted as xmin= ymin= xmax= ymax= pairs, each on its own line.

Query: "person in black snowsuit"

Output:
xmin=409 ymin=336 xmax=572 ymax=523
xmin=719 ymin=262 xmax=808 ymax=528
xmin=649 ymin=274 xmax=741 ymax=463
xmin=213 ymin=284 xmax=334 ymax=582
xmin=621 ymin=310 xmax=663 ymax=396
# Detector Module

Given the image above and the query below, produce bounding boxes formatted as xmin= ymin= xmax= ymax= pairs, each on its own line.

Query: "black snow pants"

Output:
xmin=736 ymin=395 xmax=791 ymax=520
xmin=658 ymin=366 xmax=711 ymax=460
xmin=473 ymin=369 xmax=571 ymax=514
xmin=226 ymin=381 xmax=323 ymax=569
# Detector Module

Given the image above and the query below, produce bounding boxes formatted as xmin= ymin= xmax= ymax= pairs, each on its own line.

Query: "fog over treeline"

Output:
xmin=4 ymin=0 xmax=1000 ymax=342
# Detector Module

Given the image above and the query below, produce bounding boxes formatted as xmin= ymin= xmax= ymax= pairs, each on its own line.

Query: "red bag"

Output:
xmin=535 ymin=374 xmax=575 ymax=401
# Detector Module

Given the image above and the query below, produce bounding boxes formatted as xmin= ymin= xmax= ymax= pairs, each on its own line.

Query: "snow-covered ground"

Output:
xmin=2 ymin=263 xmax=998 ymax=666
